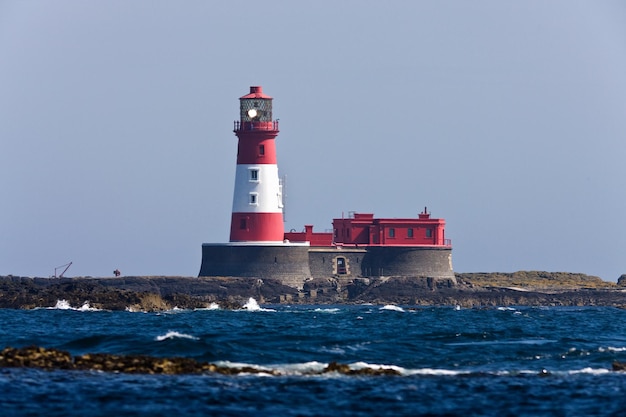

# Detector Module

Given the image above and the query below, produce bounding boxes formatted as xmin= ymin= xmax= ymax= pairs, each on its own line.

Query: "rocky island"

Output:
xmin=1 ymin=271 xmax=625 ymax=311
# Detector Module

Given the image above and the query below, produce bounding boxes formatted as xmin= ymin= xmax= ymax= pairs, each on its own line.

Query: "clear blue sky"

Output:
xmin=1 ymin=1 xmax=625 ymax=280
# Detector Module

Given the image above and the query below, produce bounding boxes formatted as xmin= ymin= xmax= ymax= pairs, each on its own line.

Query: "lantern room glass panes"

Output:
xmin=240 ymin=99 xmax=273 ymax=121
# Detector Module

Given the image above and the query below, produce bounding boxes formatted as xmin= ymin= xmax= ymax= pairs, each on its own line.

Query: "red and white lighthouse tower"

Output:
xmin=229 ymin=86 xmax=284 ymax=242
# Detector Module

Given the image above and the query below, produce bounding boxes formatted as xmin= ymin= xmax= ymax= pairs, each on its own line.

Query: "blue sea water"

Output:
xmin=2 ymin=301 xmax=626 ymax=416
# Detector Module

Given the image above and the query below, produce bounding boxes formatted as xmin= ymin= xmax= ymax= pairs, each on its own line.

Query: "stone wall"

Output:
xmin=200 ymin=244 xmax=455 ymax=288
xmin=361 ymin=246 xmax=455 ymax=282
xmin=199 ymin=244 xmax=312 ymax=289
xmin=308 ymin=248 xmax=367 ymax=279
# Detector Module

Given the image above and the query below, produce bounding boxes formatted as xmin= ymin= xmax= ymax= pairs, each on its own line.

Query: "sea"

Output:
xmin=1 ymin=300 xmax=626 ymax=416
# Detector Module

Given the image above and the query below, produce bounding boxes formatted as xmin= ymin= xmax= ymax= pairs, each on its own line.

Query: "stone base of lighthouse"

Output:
xmin=199 ymin=243 xmax=313 ymax=289
xmin=199 ymin=244 xmax=455 ymax=289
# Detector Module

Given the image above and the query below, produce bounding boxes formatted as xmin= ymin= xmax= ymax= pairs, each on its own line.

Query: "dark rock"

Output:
xmin=323 ymin=361 xmax=401 ymax=376
xmin=612 ymin=361 xmax=626 ymax=372
xmin=0 ymin=346 xmax=398 ymax=377
xmin=0 ymin=346 xmax=73 ymax=370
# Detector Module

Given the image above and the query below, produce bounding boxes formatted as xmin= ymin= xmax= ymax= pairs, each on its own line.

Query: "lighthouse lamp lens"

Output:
xmin=247 ymin=109 xmax=258 ymax=119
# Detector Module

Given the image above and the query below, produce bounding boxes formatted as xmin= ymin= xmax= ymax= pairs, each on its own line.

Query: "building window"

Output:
xmin=426 ymin=229 xmax=433 ymax=238
xmin=259 ymin=145 xmax=265 ymax=156
xmin=249 ymin=169 xmax=259 ymax=181
xmin=240 ymin=218 xmax=247 ymax=229
xmin=407 ymin=228 xmax=414 ymax=238
xmin=249 ymin=193 xmax=258 ymax=205
xmin=389 ymin=228 xmax=395 ymax=238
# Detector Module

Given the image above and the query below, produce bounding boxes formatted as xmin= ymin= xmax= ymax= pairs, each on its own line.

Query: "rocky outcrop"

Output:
xmin=0 ymin=275 xmax=297 ymax=310
xmin=0 ymin=272 xmax=624 ymax=310
xmin=0 ymin=346 xmax=400 ymax=376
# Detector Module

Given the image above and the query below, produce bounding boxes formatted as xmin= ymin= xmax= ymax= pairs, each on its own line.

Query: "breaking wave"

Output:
xmin=380 ymin=305 xmax=405 ymax=312
xmin=242 ymin=298 xmax=275 ymax=312
xmin=155 ymin=331 xmax=199 ymax=342
xmin=48 ymin=300 xmax=101 ymax=311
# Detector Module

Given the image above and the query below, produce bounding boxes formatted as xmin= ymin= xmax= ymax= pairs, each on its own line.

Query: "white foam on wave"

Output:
xmin=242 ymin=297 xmax=275 ymax=312
xmin=155 ymin=331 xmax=199 ymax=342
xmin=380 ymin=305 xmax=405 ymax=312
xmin=281 ymin=361 xmax=327 ymax=375
xmin=406 ymin=368 xmax=467 ymax=376
xmin=175 ymin=359 xmax=614 ymax=378
xmin=161 ymin=306 xmax=189 ymax=314
xmin=48 ymin=299 xmax=101 ymax=311
xmin=77 ymin=302 xmax=100 ymax=311
xmin=53 ymin=299 xmax=72 ymax=310
xmin=599 ymin=346 xmax=626 ymax=352
xmin=212 ymin=360 xmax=276 ymax=375
xmin=568 ymin=367 xmax=611 ymax=375
xmin=313 ymin=307 xmax=341 ymax=313
xmin=350 ymin=361 xmax=405 ymax=373
xmin=194 ymin=302 xmax=221 ymax=311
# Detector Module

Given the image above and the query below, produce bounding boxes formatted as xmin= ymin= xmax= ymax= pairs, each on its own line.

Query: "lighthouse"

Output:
xmin=230 ymin=86 xmax=284 ymax=242
xmin=199 ymin=86 xmax=454 ymax=289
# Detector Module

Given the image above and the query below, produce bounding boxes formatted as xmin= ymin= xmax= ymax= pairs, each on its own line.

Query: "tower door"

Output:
xmin=336 ymin=257 xmax=347 ymax=275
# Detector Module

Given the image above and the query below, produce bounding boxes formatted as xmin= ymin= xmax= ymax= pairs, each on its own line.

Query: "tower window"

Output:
xmin=407 ymin=228 xmax=414 ymax=238
xmin=389 ymin=228 xmax=395 ymax=238
xmin=240 ymin=218 xmax=247 ymax=229
xmin=249 ymin=193 xmax=258 ymax=205
xmin=249 ymin=169 xmax=259 ymax=181
xmin=426 ymin=229 xmax=433 ymax=238
xmin=259 ymin=145 xmax=265 ymax=156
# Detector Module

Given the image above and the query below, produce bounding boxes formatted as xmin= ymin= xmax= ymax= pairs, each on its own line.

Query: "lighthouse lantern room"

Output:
xmin=230 ymin=86 xmax=284 ymax=242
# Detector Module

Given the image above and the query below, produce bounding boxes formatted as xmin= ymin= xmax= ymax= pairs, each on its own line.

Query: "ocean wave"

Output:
xmin=313 ymin=308 xmax=341 ymax=313
xmin=242 ymin=298 xmax=275 ymax=312
xmin=568 ymin=367 xmax=611 ymax=375
xmin=599 ymin=346 xmax=626 ymax=352
xmin=349 ymin=361 xmax=405 ymax=373
xmin=380 ymin=305 xmax=405 ymax=312
xmin=203 ymin=361 xmax=579 ymax=378
xmin=197 ymin=302 xmax=221 ymax=311
xmin=161 ymin=306 xmax=191 ymax=314
xmin=155 ymin=331 xmax=199 ymax=342
xmin=47 ymin=300 xmax=102 ymax=312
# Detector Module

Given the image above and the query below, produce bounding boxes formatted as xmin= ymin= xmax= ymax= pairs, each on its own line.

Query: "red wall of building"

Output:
xmin=284 ymin=225 xmax=333 ymax=246
xmin=333 ymin=213 xmax=450 ymax=247
xmin=285 ymin=213 xmax=451 ymax=248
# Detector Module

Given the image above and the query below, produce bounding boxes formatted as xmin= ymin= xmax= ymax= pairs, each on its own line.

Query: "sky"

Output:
xmin=1 ymin=1 xmax=625 ymax=281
